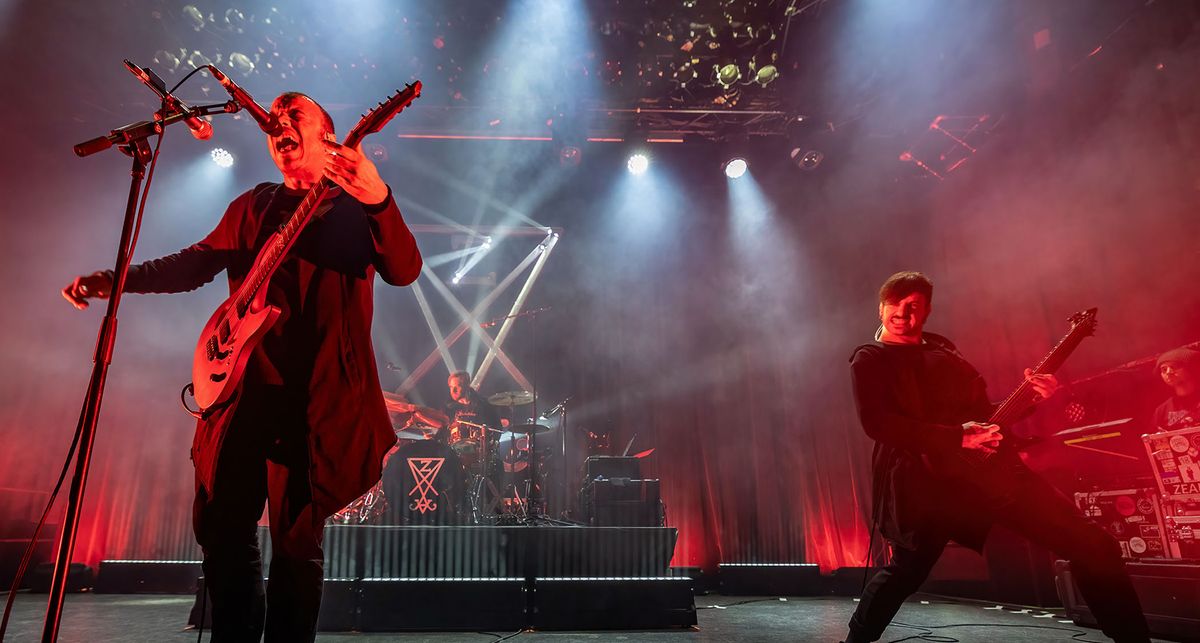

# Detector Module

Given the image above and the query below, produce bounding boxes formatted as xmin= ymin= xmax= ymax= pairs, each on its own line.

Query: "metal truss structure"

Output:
xmin=397 ymin=225 xmax=560 ymax=395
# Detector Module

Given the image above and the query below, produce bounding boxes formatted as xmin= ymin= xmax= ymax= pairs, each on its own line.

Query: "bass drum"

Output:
xmin=381 ymin=439 xmax=466 ymax=525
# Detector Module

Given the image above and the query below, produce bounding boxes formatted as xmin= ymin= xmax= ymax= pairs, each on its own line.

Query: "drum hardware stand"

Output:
xmin=539 ymin=397 xmax=573 ymax=521
xmin=512 ymin=308 xmax=573 ymax=527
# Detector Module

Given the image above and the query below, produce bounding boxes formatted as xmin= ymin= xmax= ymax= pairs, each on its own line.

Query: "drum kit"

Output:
xmin=330 ymin=388 xmax=556 ymax=525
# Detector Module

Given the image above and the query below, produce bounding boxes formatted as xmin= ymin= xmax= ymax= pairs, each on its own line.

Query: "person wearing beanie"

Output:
xmin=1155 ymin=347 xmax=1200 ymax=431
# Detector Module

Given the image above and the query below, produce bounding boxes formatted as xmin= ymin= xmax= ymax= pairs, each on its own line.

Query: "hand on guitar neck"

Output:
xmin=1022 ymin=368 xmax=1061 ymax=401
xmin=321 ymin=139 xmax=388 ymax=206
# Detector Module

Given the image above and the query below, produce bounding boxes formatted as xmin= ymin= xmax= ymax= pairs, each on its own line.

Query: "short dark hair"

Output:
xmin=448 ymin=371 xmax=472 ymax=385
xmin=879 ymin=271 xmax=933 ymax=304
xmin=276 ymin=92 xmax=335 ymax=135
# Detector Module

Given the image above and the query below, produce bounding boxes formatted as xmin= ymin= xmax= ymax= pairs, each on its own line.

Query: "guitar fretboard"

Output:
xmin=989 ymin=311 xmax=1095 ymax=426
xmin=234 ymin=178 xmax=332 ymax=317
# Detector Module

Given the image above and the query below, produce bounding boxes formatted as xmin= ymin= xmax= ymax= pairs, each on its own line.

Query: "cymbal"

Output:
xmin=487 ymin=390 xmax=535 ymax=407
xmin=395 ymin=429 xmax=432 ymax=441
xmin=382 ymin=391 xmax=410 ymax=414
xmin=382 ymin=391 xmax=444 ymax=420
xmin=508 ymin=423 xmax=553 ymax=434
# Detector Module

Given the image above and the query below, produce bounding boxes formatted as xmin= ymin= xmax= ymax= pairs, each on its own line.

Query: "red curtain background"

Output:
xmin=1 ymin=0 xmax=1198 ymax=575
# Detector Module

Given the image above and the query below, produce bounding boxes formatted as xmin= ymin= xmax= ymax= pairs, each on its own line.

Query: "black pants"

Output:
xmin=848 ymin=474 xmax=1150 ymax=643
xmin=192 ymin=391 xmax=324 ymax=643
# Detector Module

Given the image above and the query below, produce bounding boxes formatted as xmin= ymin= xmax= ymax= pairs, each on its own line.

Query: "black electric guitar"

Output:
xmin=925 ymin=308 xmax=1099 ymax=483
xmin=185 ymin=82 xmax=422 ymax=414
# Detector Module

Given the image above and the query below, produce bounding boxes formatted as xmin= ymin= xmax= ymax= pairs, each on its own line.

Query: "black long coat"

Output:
xmin=849 ymin=333 xmax=1003 ymax=552
xmin=121 ymin=182 xmax=421 ymax=516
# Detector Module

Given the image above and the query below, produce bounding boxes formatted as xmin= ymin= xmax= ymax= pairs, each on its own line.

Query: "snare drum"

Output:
xmin=381 ymin=438 xmax=465 ymax=525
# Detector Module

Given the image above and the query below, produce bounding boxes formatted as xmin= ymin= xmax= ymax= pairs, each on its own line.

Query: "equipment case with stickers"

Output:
xmin=1073 ymin=488 xmax=1169 ymax=559
xmin=1142 ymin=425 xmax=1200 ymax=501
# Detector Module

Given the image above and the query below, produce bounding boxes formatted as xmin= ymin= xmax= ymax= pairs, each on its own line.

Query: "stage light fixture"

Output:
xmin=790 ymin=148 xmax=823 ymax=171
xmin=754 ymin=64 xmax=779 ymax=87
xmin=210 ymin=148 xmax=234 ymax=168
xmin=716 ymin=63 xmax=741 ymax=88
xmin=627 ymin=153 xmax=649 ymax=175
xmin=723 ymin=158 xmax=748 ymax=179
xmin=559 ymin=145 xmax=582 ymax=167
xmin=451 ymin=273 xmax=462 ymax=285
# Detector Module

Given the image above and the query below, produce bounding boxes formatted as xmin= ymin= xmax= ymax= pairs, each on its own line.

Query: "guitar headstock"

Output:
xmin=1068 ymin=308 xmax=1098 ymax=337
xmin=343 ymin=81 xmax=422 ymax=149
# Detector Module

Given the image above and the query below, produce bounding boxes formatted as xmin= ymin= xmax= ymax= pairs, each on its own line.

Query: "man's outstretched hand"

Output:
xmin=62 ymin=272 xmax=112 ymax=310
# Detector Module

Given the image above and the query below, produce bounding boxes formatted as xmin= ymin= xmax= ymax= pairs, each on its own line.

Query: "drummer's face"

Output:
xmin=448 ymin=375 xmax=471 ymax=404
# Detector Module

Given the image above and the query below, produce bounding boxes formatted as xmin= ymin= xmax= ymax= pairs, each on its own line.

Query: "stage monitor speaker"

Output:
xmin=531 ymin=577 xmax=696 ymax=629
xmin=356 ymin=578 xmax=526 ymax=631
xmin=1055 ymin=559 xmax=1200 ymax=642
xmin=26 ymin=562 xmax=93 ymax=593
xmin=94 ymin=560 xmax=202 ymax=594
xmin=718 ymin=563 xmax=823 ymax=596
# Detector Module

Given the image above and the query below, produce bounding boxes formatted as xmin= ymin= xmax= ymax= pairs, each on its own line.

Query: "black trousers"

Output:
xmin=192 ymin=390 xmax=325 ymax=643
xmin=848 ymin=473 xmax=1150 ymax=643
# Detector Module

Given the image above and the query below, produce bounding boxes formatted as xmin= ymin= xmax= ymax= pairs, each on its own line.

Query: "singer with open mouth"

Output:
xmin=62 ymin=91 xmax=422 ymax=642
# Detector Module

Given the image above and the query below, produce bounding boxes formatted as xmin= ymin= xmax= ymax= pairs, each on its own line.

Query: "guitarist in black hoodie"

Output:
xmin=843 ymin=271 xmax=1148 ymax=643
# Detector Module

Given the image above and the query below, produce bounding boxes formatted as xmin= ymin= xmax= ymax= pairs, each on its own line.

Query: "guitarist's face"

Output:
xmin=879 ymin=293 xmax=930 ymax=343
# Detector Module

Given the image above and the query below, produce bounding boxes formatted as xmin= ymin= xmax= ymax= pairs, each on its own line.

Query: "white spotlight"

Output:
xmin=451 ymin=274 xmax=462 ymax=285
xmin=627 ymin=153 xmax=649 ymax=175
xmin=724 ymin=157 xmax=748 ymax=179
xmin=210 ymin=148 xmax=234 ymax=168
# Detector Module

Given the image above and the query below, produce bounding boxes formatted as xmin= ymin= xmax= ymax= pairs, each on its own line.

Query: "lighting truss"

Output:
xmin=397 ymin=226 xmax=561 ymax=395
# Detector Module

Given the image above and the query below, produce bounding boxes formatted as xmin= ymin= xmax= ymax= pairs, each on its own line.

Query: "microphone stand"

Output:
xmin=519 ymin=310 xmax=571 ymax=527
xmin=42 ymin=101 xmax=235 ymax=643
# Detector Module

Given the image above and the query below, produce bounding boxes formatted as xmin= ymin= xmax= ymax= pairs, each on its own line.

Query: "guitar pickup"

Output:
xmin=218 ymin=319 xmax=231 ymax=344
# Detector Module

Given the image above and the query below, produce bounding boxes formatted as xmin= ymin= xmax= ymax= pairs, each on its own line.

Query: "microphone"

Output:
xmin=540 ymin=396 xmax=572 ymax=418
xmin=123 ymin=60 xmax=212 ymax=140
xmin=207 ymin=65 xmax=282 ymax=136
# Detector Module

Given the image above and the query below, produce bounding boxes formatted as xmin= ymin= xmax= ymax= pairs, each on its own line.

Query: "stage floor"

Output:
xmin=4 ymin=592 xmax=1164 ymax=642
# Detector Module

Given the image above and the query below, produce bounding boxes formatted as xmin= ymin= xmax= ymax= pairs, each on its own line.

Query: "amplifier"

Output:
xmin=583 ymin=456 xmax=642 ymax=481
xmin=580 ymin=478 xmax=664 ymax=527
xmin=1073 ymin=488 xmax=1168 ymax=559
xmin=1055 ymin=559 xmax=1200 ymax=642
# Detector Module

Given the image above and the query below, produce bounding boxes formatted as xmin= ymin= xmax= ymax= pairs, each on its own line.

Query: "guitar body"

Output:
xmin=191 ymin=274 xmax=280 ymax=411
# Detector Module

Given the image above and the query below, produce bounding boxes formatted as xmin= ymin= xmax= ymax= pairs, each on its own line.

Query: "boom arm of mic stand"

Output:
xmin=73 ymin=101 xmax=239 ymax=157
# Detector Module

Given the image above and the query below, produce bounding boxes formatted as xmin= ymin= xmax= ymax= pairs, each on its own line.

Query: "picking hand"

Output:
xmin=1024 ymin=369 xmax=1060 ymax=402
xmin=962 ymin=421 xmax=1002 ymax=454
xmin=322 ymin=140 xmax=388 ymax=206
xmin=62 ymin=272 xmax=113 ymax=310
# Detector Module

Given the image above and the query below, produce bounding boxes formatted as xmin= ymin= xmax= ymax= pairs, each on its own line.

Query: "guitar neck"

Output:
xmin=234 ymin=177 xmax=333 ymax=316
xmin=988 ymin=325 xmax=1090 ymax=426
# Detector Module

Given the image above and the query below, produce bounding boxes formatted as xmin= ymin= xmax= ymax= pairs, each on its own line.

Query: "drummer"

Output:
xmin=442 ymin=371 xmax=503 ymax=449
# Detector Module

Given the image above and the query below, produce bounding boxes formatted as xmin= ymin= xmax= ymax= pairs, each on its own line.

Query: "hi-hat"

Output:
xmin=508 ymin=423 xmax=552 ymax=434
xmin=487 ymin=390 xmax=535 ymax=407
